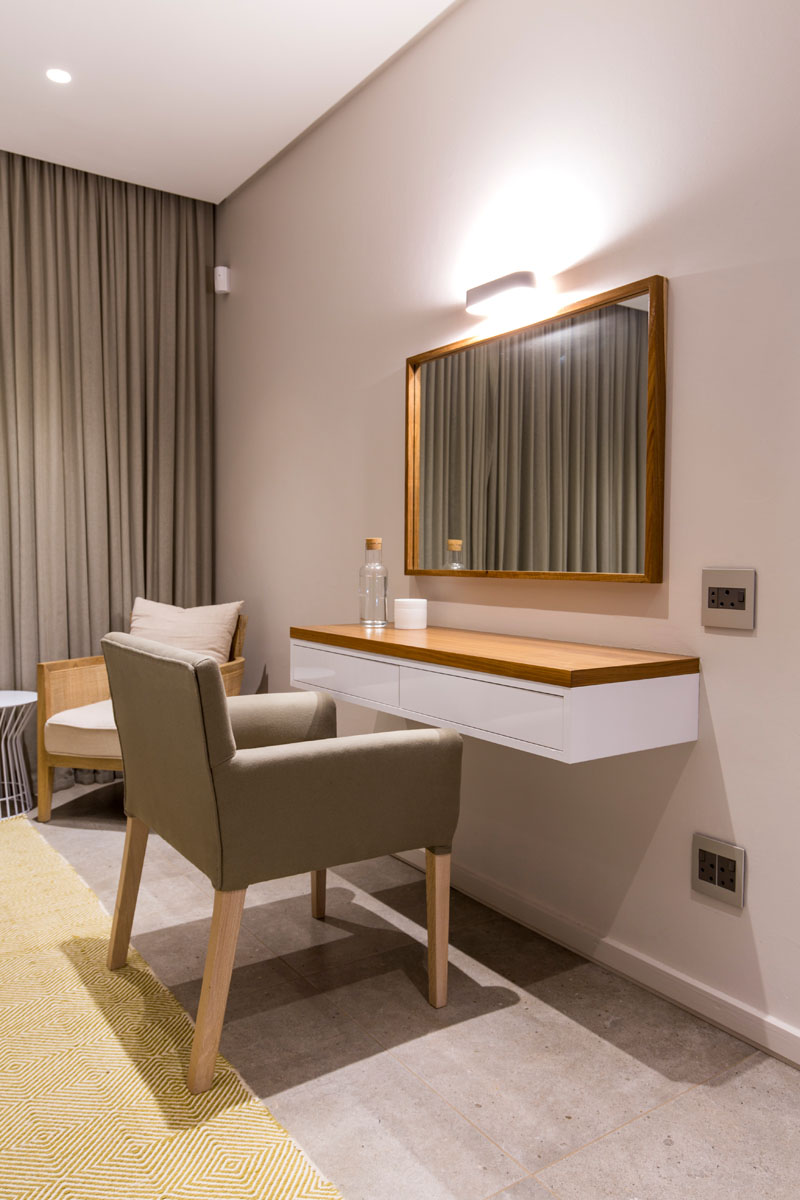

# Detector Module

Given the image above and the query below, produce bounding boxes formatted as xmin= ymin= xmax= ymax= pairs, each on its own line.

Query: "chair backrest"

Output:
xmin=102 ymin=632 xmax=236 ymax=886
xmin=230 ymin=614 xmax=247 ymax=661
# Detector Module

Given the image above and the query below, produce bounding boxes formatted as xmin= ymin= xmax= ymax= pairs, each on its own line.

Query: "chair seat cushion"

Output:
xmin=44 ymin=700 xmax=121 ymax=760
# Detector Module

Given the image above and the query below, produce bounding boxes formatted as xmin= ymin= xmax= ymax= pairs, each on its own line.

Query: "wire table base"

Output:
xmin=0 ymin=692 xmax=37 ymax=820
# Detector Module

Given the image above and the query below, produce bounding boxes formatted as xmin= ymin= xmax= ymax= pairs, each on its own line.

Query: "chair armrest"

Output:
xmin=226 ymin=691 xmax=335 ymax=749
xmin=37 ymin=655 xmax=113 ymax=784
xmin=37 ymin=655 xmax=110 ymax=723
xmin=213 ymin=727 xmax=463 ymax=890
xmin=220 ymin=656 xmax=245 ymax=697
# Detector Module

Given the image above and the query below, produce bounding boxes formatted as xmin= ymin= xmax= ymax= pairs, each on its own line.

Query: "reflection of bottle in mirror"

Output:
xmin=446 ymin=538 xmax=466 ymax=570
xmin=359 ymin=538 xmax=388 ymax=626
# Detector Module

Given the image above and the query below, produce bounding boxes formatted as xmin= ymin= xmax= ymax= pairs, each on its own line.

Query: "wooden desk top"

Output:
xmin=289 ymin=624 xmax=700 ymax=688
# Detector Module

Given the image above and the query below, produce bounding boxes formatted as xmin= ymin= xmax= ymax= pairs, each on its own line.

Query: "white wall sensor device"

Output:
xmin=214 ymin=266 xmax=231 ymax=294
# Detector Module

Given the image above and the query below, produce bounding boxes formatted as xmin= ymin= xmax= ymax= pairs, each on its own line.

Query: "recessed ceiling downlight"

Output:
xmin=46 ymin=68 xmax=72 ymax=84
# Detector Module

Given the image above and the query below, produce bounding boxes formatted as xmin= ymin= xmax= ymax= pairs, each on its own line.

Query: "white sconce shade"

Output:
xmin=465 ymin=270 xmax=536 ymax=317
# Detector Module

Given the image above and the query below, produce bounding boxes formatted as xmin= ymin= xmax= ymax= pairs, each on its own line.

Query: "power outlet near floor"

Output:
xmin=692 ymin=833 xmax=745 ymax=907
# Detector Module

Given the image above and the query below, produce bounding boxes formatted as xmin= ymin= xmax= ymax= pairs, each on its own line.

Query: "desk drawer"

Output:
xmin=292 ymin=644 xmax=399 ymax=707
xmin=399 ymin=666 xmax=564 ymax=750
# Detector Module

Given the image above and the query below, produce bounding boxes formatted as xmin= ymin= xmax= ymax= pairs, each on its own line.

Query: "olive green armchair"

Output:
xmin=102 ymin=632 xmax=463 ymax=1094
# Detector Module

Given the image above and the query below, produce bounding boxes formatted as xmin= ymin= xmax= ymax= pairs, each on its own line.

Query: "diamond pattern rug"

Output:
xmin=0 ymin=816 xmax=343 ymax=1199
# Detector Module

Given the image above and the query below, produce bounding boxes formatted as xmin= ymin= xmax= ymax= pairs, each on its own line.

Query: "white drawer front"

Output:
xmin=292 ymin=645 xmax=399 ymax=706
xmin=399 ymin=666 xmax=564 ymax=750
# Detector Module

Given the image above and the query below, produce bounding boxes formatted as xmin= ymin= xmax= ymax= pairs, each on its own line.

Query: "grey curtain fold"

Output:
xmin=0 ymin=150 xmax=215 ymax=691
xmin=418 ymin=305 xmax=648 ymax=573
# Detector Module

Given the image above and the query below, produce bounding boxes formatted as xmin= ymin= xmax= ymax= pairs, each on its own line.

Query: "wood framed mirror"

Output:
xmin=405 ymin=275 xmax=666 ymax=582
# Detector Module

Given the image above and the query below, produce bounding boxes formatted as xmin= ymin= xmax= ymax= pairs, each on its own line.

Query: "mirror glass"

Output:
xmin=406 ymin=277 xmax=666 ymax=582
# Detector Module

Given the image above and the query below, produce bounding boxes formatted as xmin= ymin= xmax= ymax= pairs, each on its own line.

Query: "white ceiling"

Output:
xmin=0 ymin=0 xmax=456 ymax=203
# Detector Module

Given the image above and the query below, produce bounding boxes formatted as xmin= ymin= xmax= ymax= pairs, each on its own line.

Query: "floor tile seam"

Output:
xmin=333 ymin=866 xmax=499 ymax=933
xmin=293 ymin=936 xmax=536 ymax=997
xmin=265 ymin=925 xmax=533 ymax=1173
xmin=259 ymin=932 xmax=512 ymax=1142
xmin=326 ymin=870 xmax=498 ymax=940
xmin=40 ymin=824 xmax=757 ymax=1200
xmin=530 ymin=1087 xmax=702 ymax=1179
xmin=278 ymin=936 xmax=534 ymax=1075
xmin=265 ymin=939 xmax=413 ymax=1055
xmin=239 ymin=882 xmax=350 ymax=957
xmin=530 ymin=1052 xmax=761 ymax=1180
xmin=142 ymin=865 xmax=219 ymax=897
xmin=254 ymin=938 xmax=536 ymax=1184
xmin=243 ymin=873 xmax=429 ymax=971
xmin=291 ymin=940 xmax=420 ymax=986
xmin=693 ymin=1047 xmax=761 ymax=1087
xmin=137 ymin=878 xmax=214 ymax=912
xmin=379 ymin=1042 xmax=533 ymax=1178
xmin=233 ymin=871 xmax=507 ymax=978
xmin=532 ymin=1182 xmax=562 ymax=1200
xmin=238 ymin=914 xmax=285 ymax=957
xmin=481 ymin=1174 xmax=562 ymax=1200
xmin=232 ymin=883 xmax=498 ymax=991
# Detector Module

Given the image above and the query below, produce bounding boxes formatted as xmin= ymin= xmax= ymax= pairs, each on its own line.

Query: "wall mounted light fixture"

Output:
xmin=465 ymin=270 xmax=536 ymax=317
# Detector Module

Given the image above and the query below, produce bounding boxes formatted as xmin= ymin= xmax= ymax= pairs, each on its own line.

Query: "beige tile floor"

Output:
xmin=35 ymin=782 xmax=800 ymax=1200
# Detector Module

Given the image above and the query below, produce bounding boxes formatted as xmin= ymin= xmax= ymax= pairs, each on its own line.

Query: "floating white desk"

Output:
xmin=289 ymin=625 xmax=699 ymax=763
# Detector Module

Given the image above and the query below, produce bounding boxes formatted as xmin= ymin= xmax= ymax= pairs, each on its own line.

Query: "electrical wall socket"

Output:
xmin=692 ymin=833 xmax=745 ymax=907
xmin=701 ymin=568 xmax=756 ymax=629
xmin=707 ymin=586 xmax=746 ymax=610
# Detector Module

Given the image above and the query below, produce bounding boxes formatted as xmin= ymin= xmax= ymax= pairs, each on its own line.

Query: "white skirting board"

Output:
xmin=396 ymin=849 xmax=800 ymax=1069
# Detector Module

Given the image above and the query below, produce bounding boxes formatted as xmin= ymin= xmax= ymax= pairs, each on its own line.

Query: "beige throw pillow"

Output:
xmin=129 ymin=597 xmax=243 ymax=664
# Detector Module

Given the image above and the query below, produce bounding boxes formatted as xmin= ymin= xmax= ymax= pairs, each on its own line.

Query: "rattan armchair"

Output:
xmin=36 ymin=615 xmax=247 ymax=822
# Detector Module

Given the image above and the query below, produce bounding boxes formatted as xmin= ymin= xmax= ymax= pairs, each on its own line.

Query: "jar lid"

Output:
xmin=365 ymin=537 xmax=382 ymax=549
xmin=447 ymin=539 xmax=463 ymax=551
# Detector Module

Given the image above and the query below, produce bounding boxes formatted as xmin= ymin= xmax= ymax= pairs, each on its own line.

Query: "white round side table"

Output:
xmin=0 ymin=691 xmax=37 ymax=820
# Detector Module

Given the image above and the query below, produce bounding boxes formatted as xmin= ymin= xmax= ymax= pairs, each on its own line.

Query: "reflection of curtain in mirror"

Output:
xmin=418 ymin=305 xmax=647 ymax=573
xmin=420 ymin=343 xmax=492 ymax=570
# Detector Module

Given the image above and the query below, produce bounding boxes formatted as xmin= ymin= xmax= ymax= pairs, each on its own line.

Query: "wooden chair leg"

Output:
xmin=426 ymin=848 xmax=451 ymax=1008
xmin=311 ymin=868 xmax=326 ymax=919
xmin=37 ymin=761 xmax=54 ymax=823
xmin=107 ymin=816 xmax=149 ymax=969
xmin=187 ymin=887 xmax=246 ymax=1094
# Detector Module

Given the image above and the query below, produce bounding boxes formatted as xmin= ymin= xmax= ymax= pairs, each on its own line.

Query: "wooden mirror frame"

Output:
xmin=405 ymin=275 xmax=667 ymax=583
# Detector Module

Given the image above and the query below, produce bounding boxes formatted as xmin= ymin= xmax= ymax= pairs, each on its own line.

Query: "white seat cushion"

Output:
xmin=44 ymin=699 xmax=121 ymax=760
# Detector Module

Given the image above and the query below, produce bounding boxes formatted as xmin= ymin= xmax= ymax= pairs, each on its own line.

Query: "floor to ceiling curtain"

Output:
xmin=419 ymin=304 xmax=648 ymax=574
xmin=0 ymin=150 xmax=215 ymax=692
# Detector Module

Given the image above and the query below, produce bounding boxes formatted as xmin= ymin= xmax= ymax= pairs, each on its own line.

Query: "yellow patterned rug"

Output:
xmin=0 ymin=817 xmax=343 ymax=1200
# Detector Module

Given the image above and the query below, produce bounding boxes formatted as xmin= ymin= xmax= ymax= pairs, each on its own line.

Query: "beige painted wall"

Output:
xmin=216 ymin=0 xmax=800 ymax=1056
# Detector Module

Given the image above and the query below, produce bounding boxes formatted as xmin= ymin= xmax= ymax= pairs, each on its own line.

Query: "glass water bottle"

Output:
xmin=446 ymin=538 xmax=466 ymax=570
xmin=359 ymin=537 xmax=388 ymax=626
